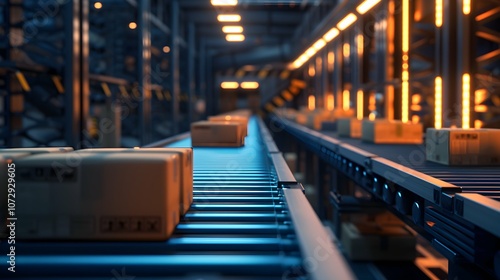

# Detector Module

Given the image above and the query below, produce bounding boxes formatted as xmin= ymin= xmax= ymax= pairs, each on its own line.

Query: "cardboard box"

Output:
xmin=0 ymin=147 xmax=74 ymax=154
xmin=15 ymin=152 xmax=181 ymax=240
xmin=295 ymin=112 xmax=308 ymax=125
xmin=321 ymin=121 xmax=337 ymax=131
xmin=1 ymin=152 xmax=32 ymax=238
xmin=77 ymin=147 xmax=193 ymax=214
xmin=306 ymin=110 xmax=332 ymax=130
xmin=209 ymin=115 xmax=248 ymax=137
xmin=338 ymin=118 xmax=362 ymax=138
xmin=426 ymin=128 xmax=500 ymax=165
xmin=332 ymin=108 xmax=355 ymax=119
xmin=362 ymin=120 xmax=423 ymax=144
xmin=229 ymin=109 xmax=252 ymax=118
xmin=341 ymin=222 xmax=416 ymax=261
xmin=191 ymin=121 xmax=244 ymax=147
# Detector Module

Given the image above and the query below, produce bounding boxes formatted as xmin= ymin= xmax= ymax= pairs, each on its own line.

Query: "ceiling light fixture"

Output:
xmin=211 ymin=0 xmax=238 ymax=6
xmin=222 ymin=26 xmax=243 ymax=33
xmin=241 ymin=81 xmax=259 ymax=89
xmin=323 ymin=27 xmax=339 ymax=42
xmin=226 ymin=34 xmax=245 ymax=42
xmin=217 ymin=14 xmax=241 ymax=22
xmin=221 ymin=81 xmax=239 ymax=89
xmin=356 ymin=0 xmax=381 ymax=15
xmin=337 ymin=13 xmax=357 ymax=30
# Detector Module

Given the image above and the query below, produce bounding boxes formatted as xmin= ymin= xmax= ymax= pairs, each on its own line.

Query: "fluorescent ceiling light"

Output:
xmin=211 ymin=0 xmax=238 ymax=6
xmin=356 ymin=0 xmax=381 ymax=15
xmin=217 ymin=14 xmax=241 ymax=22
xmin=323 ymin=27 xmax=339 ymax=42
xmin=226 ymin=34 xmax=245 ymax=42
xmin=305 ymin=47 xmax=316 ymax=58
xmin=313 ymin=38 xmax=326 ymax=51
xmin=241 ymin=81 xmax=259 ymax=89
xmin=222 ymin=26 xmax=243 ymax=33
xmin=221 ymin=81 xmax=239 ymax=89
xmin=337 ymin=13 xmax=357 ymax=30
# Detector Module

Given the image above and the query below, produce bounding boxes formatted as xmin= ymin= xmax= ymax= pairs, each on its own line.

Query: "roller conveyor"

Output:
xmin=271 ymin=115 xmax=500 ymax=277
xmin=0 ymin=117 xmax=355 ymax=280
xmin=322 ymin=133 xmax=500 ymax=199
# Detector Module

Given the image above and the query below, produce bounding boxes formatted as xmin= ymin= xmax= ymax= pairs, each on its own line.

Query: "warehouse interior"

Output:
xmin=1 ymin=0 xmax=500 ymax=279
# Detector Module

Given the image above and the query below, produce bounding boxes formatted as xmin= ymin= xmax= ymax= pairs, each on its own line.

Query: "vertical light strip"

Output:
xmin=343 ymin=43 xmax=350 ymax=58
xmin=463 ymin=0 xmax=471 ymax=15
xmin=401 ymin=0 xmax=410 ymax=123
xmin=326 ymin=94 xmax=335 ymax=111
xmin=435 ymin=0 xmax=443 ymax=27
xmin=327 ymin=51 xmax=334 ymax=72
xmin=343 ymin=90 xmax=350 ymax=111
xmin=462 ymin=73 xmax=470 ymax=128
xmin=308 ymin=95 xmax=316 ymax=111
xmin=357 ymin=90 xmax=363 ymax=120
xmin=434 ymin=76 xmax=442 ymax=128
xmin=402 ymin=0 xmax=409 ymax=53
xmin=357 ymin=34 xmax=364 ymax=56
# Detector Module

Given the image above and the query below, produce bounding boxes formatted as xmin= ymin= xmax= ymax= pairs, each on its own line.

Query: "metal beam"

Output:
xmin=138 ymin=0 xmax=152 ymax=145
xmin=188 ymin=22 xmax=196 ymax=125
xmin=187 ymin=10 xmax=305 ymax=25
xmin=170 ymin=0 xmax=180 ymax=134
xmin=197 ymin=25 xmax=296 ymax=36
xmin=180 ymin=0 xmax=321 ymax=8
xmin=204 ymin=37 xmax=286 ymax=47
xmin=212 ymin=44 xmax=291 ymax=69
xmin=198 ymin=38 xmax=207 ymax=119
xmin=64 ymin=0 xmax=89 ymax=149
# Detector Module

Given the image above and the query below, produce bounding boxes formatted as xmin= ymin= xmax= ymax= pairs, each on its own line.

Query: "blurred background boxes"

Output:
xmin=191 ymin=121 xmax=244 ymax=147
xmin=426 ymin=128 xmax=500 ymax=165
xmin=338 ymin=118 xmax=362 ymax=138
xmin=362 ymin=120 xmax=423 ymax=144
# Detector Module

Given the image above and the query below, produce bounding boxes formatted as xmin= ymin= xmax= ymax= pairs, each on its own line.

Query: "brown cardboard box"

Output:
xmin=295 ymin=112 xmax=308 ymax=125
xmin=341 ymin=222 xmax=416 ymax=261
xmin=191 ymin=121 xmax=244 ymax=147
xmin=362 ymin=120 xmax=423 ymax=144
xmin=426 ymin=128 xmax=500 ymax=165
xmin=209 ymin=115 xmax=248 ymax=137
xmin=77 ymin=147 xmax=193 ymax=215
xmin=338 ymin=118 xmax=362 ymax=138
xmin=15 ymin=152 xmax=181 ymax=240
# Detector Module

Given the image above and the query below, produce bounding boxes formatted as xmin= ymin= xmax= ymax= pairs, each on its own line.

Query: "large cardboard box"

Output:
xmin=426 ymin=128 xmax=500 ymax=165
xmin=1 ymin=148 xmax=74 ymax=238
xmin=191 ymin=121 xmax=244 ymax=147
xmin=338 ymin=118 xmax=362 ymax=138
xmin=15 ymin=152 xmax=181 ymax=240
xmin=362 ymin=120 xmax=423 ymax=144
xmin=77 ymin=147 xmax=193 ymax=215
xmin=0 ymin=147 xmax=74 ymax=154
xmin=1 ymin=153 xmax=31 ymax=238
xmin=209 ymin=115 xmax=248 ymax=137
xmin=341 ymin=222 xmax=416 ymax=261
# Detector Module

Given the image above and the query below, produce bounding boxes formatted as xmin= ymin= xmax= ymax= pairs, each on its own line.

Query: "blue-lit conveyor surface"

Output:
xmin=0 ymin=117 xmax=355 ymax=280
xmin=271 ymin=115 xmax=500 ymax=277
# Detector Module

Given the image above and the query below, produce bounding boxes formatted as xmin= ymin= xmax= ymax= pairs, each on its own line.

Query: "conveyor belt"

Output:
xmin=1 ymin=117 xmax=355 ymax=280
xmin=272 ymin=116 xmax=500 ymax=278
xmin=322 ymin=131 xmax=500 ymax=201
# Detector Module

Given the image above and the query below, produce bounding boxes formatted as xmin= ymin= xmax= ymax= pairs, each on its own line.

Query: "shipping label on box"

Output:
xmin=426 ymin=128 xmax=500 ymax=165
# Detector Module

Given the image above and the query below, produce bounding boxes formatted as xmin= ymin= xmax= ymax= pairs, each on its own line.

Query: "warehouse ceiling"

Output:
xmin=179 ymin=0 xmax=335 ymax=70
